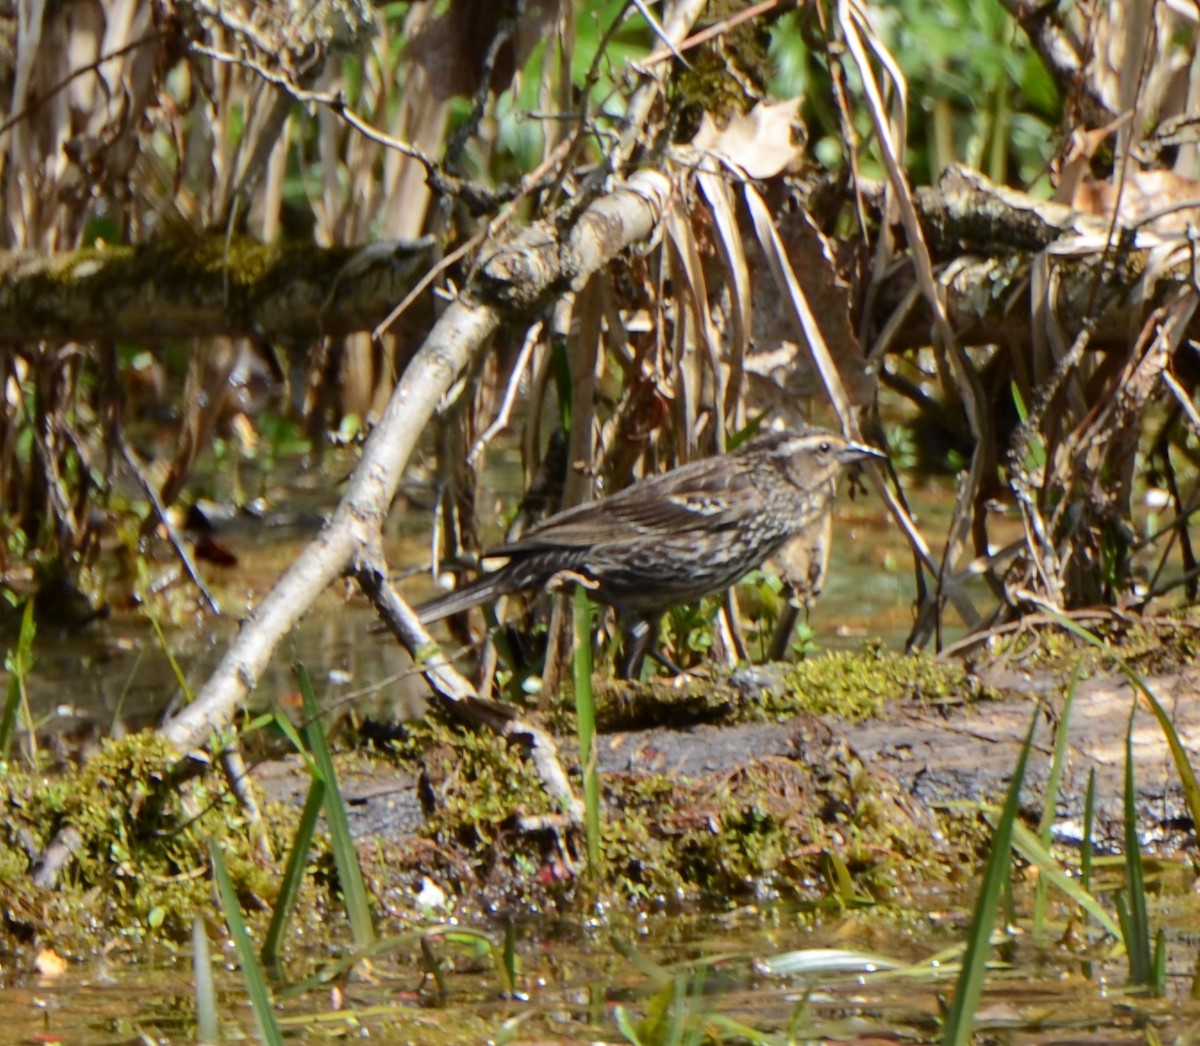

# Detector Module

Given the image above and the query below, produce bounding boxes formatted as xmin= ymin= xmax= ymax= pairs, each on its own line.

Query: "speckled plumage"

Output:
xmin=418 ymin=428 xmax=883 ymax=628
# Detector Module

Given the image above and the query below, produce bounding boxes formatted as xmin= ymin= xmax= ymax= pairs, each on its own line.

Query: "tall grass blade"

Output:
xmin=210 ymin=842 xmax=284 ymax=1046
xmin=1009 ymin=822 xmax=1121 ymax=938
xmin=261 ymin=777 xmax=326 ymax=969
xmin=297 ymin=663 xmax=375 ymax=948
xmin=1081 ymin=767 xmax=1096 ymax=893
xmin=573 ymin=587 xmax=602 ymax=876
xmin=0 ymin=599 xmax=36 ymax=760
xmin=1152 ymin=928 xmax=1167 ymax=997
xmin=1115 ymin=893 xmax=1134 ymax=971
xmin=1038 ymin=659 xmax=1080 ymax=839
xmin=150 ymin=612 xmax=194 ymax=703
xmin=268 ymin=708 xmax=315 ymax=772
xmin=500 ymin=917 xmax=518 ymax=998
xmin=1034 ymin=660 xmax=1081 ymax=939
xmin=1122 ymin=709 xmax=1152 ymax=988
xmin=614 ymin=1005 xmax=647 ymax=1046
xmin=942 ymin=703 xmax=1041 ymax=1046
xmin=1081 ymin=766 xmax=1097 ymax=979
xmin=1047 ymin=611 xmax=1200 ymax=830
xmin=193 ymin=915 xmax=220 ymax=1045
xmin=826 ymin=849 xmax=872 ymax=907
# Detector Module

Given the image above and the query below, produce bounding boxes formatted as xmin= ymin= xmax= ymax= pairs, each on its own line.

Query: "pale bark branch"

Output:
xmin=159 ymin=169 xmax=673 ymax=756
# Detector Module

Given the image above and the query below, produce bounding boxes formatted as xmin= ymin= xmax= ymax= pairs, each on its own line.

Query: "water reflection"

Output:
xmin=6 ymin=895 xmax=1200 ymax=1044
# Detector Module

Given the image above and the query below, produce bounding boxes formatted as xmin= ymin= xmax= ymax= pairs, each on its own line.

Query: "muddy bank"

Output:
xmin=3 ymin=638 xmax=1196 ymax=958
xmin=247 ymin=645 xmax=1198 ymax=906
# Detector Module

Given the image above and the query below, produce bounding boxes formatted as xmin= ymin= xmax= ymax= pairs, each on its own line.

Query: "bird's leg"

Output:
xmin=617 ymin=616 xmax=650 ymax=679
xmin=617 ymin=615 xmax=688 ymax=679
xmin=767 ymin=600 xmax=802 ymax=662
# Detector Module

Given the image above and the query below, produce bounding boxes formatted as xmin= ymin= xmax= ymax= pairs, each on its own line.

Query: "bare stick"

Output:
xmin=159 ymin=169 xmax=673 ymax=756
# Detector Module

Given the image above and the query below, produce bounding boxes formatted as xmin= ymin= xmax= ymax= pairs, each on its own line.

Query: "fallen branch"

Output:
xmin=158 ymin=168 xmax=672 ymax=755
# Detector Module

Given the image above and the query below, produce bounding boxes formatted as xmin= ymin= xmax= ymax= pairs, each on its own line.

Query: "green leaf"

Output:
xmin=942 ymin=703 xmax=1040 ymax=1046
xmin=573 ymin=587 xmax=602 ymax=876
xmin=297 ymin=664 xmax=375 ymax=948
xmin=211 ymin=842 xmax=284 ymax=1046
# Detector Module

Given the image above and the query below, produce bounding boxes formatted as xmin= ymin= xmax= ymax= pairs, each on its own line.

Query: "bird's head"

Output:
xmin=751 ymin=427 xmax=886 ymax=491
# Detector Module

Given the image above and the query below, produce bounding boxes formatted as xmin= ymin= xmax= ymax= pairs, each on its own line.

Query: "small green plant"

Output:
xmin=659 ymin=598 xmax=717 ymax=670
xmin=0 ymin=599 xmax=37 ymax=763
xmin=573 ymin=587 xmax=602 ymax=877
xmin=790 ymin=620 xmax=819 ymax=659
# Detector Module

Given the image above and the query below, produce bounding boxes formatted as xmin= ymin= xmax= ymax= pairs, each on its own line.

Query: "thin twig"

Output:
xmin=1162 ymin=369 xmax=1200 ymax=433
xmin=118 ymin=438 xmax=220 ymax=614
xmin=0 ymin=31 xmax=168 ymax=139
xmin=641 ymin=0 xmax=782 ymax=66
xmin=468 ymin=321 xmax=544 ymax=466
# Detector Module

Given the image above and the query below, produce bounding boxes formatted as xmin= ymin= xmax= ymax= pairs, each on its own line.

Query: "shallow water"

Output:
xmin=7 ymin=890 xmax=1200 ymax=1044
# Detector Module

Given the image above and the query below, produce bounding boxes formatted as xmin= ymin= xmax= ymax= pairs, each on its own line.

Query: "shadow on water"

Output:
xmin=17 ymin=581 xmax=430 ymax=763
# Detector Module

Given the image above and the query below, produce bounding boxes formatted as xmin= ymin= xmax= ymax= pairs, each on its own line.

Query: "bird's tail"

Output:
xmin=415 ymin=570 xmax=515 ymax=623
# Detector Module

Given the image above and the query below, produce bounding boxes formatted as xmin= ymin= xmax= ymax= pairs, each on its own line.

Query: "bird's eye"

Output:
xmin=818 ymin=441 xmax=831 ymax=454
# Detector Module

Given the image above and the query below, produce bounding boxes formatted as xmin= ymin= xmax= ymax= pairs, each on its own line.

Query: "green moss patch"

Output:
xmin=0 ymin=735 xmax=307 ymax=955
xmin=771 ymin=646 xmax=975 ymax=720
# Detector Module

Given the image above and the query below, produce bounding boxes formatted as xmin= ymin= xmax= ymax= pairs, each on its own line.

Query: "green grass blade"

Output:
xmin=1081 ymin=767 xmax=1096 ymax=893
xmin=941 ymin=702 xmax=1040 ymax=1046
xmin=1152 ymin=928 xmax=1167 ymax=997
xmin=614 ymin=1004 xmax=647 ymax=1046
xmin=1081 ymin=766 xmax=1097 ymax=979
xmin=1115 ymin=893 xmax=1134 ymax=967
xmin=270 ymin=709 xmax=319 ymax=777
xmin=150 ymin=612 xmax=194 ymax=703
xmin=193 ymin=915 xmax=220 ymax=1045
xmin=1009 ymin=383 xmax=1046 ymax=468
xmin=612 ymin=935 xmax=673 ymax=988
xmin=573 ymin=587 xmax=602 ymax=876
xmin=1048 ymin=611 xmax=1200 ymax=830
xmin=261 ymin=777 xmax=326 ymax=969
xmin=1122 ymin=709 xmax=1152 ymax=987
xmin=1010 ymin=822 xmax=1120 ymax=938
xmin=500 ymin=917 xmax=518 ymax=998
xmin=297 ymin=663 xmax=375 ymax=948
xmin=0 ymin=599 xmax=36 ymax=760
xmin=826 ymin=849 xmax=872 ymax=906
xmin=211 ymin=841 xmax=284 ymax=1046
xmin=1034 ymin=660 xmax=1080 ymax=940
xmin=1038 ymin=658 xmax=1080 ymax=839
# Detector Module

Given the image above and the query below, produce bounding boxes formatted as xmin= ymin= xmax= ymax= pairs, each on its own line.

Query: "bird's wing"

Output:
xmin=484 ymin=455 xmax=762 ymax=557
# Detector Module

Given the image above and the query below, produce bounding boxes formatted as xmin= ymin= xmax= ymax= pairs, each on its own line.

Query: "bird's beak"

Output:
xmin=838 ymin=441 xmax=886 ymax=464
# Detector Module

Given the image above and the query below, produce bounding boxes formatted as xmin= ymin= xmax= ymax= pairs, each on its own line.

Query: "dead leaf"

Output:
xmin=691 ymin=99 xmax=804 ymax=180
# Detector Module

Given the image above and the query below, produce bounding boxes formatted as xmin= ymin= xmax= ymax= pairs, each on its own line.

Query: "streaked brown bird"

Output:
xmin=418 ymin=427 xmax=884 ymax=675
